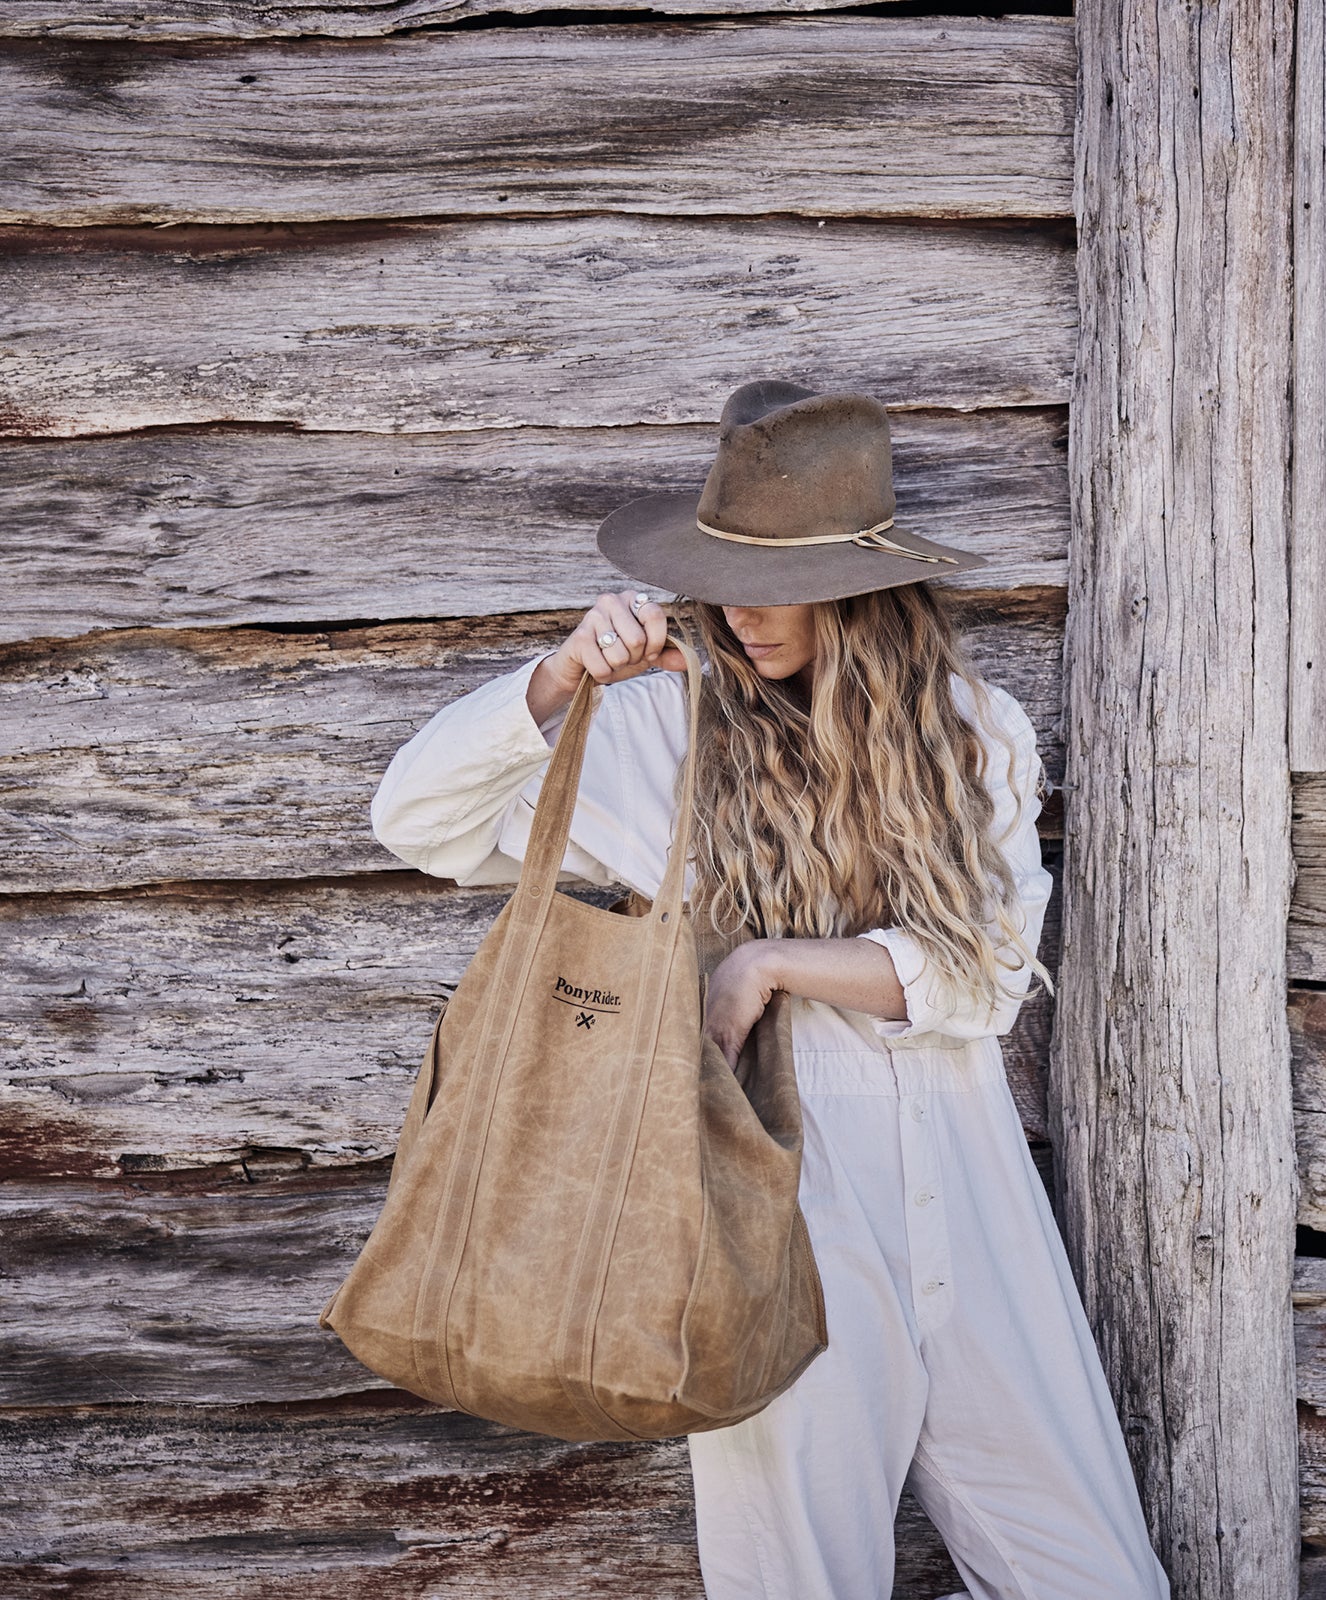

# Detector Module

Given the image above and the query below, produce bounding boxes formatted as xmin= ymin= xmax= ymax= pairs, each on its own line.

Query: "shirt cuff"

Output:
xmin=855 ymin=926 xmax=974 ymax=1039
xmin=855 ymin=927 xmax=925 ymax=1038
xmin=857 ymin=925 xmax=1027 ymax=1042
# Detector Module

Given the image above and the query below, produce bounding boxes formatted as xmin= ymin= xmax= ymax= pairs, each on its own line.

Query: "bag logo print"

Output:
xmin=552 ymin=974 xmax=623 ymax=1032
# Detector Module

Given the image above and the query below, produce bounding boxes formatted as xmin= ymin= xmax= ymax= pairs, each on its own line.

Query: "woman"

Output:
xmin=371 ymin=383 xmax=1170 ymax=1600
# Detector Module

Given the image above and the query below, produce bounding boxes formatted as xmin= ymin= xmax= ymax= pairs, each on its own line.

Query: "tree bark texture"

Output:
xmin=0 ymin=22 xmax=1074 ymax=225
xmin=1054 ymin=3 xmax=1298 ymax=1596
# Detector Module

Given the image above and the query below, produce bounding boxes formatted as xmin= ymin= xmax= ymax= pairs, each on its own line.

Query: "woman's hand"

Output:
xmin=703 ymin=941 xmax=783 ymax=1069
xmin=703 ymin=937 xmax=909 ymax=1066
xmin=526 ymin=589 xmax=688 ymax=725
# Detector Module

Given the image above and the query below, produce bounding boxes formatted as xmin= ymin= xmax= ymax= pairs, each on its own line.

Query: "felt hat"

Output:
xmin=597 ymin=380 xmax=987 ymax=605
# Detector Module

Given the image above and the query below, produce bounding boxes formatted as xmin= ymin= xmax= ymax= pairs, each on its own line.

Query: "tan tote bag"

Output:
xmin=318 ymin=637 xmax=827 ymax=1441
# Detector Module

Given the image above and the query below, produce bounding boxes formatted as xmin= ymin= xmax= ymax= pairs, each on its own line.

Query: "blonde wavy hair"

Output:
xmin=671 ymin=583 xmax=1054 ymax=1017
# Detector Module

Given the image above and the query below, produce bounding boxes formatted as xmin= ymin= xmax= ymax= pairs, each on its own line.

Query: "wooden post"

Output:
xmin=1294 ymin=0 xmax=1326 ymax=772
xmin=1053 ymin=3 xmax=1299 ymax=1596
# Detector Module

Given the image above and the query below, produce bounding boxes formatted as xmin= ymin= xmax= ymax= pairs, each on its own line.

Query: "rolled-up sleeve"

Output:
xmin=369 ymin=651 xmax=621 ymax=888
xmin=855 ymin=683 xmax=1054 ymax=1042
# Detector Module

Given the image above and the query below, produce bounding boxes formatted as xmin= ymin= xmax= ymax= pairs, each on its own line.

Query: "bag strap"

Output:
xmin=411 ymin=636 xmax=706 ymax=1410
xmin=515 ymin=636 xmax=704 ymax=917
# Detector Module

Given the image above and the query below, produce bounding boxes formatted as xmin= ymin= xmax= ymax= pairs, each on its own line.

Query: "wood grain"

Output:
xmin=0 ymin=21 xmax=1075 ymax=225
xmin=1292 ymin=0 xmax=1326 ymax=769
xmin=1304 ymin=1540 xmax=1326 ymax=1600
xmin=1293 ymin=775 xmax=1326 ymax=981
xmin=0 ymin=594 xmax=1067 ymax=894
xmin=1053 ymin=0 xmax=1298 ymax=1592
xmin=0 ymin=217 xmax=1078 ymax=439
xmin=1294 ymin=990 xmax=1326 ymax=1230
xmin=0 ymin=1396 xmax=962 ymax=1599
xmin=0 ymin=869 xmax=1060 ymax=1179
xmin=3 ymin=1160 xmax=1325 ymax=1414
xmin=0 ymin=408 xmax=1069 ymax=644
xmin=1300 ymin=1259 xmax=1326 ymax=1547
xmin=0 ymin=1165 xmax=397 ymax=1405
xmin=0 ymin=0 xmax=898 ymax=37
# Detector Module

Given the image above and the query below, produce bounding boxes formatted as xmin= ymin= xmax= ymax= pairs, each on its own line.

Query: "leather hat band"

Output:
xmin=695 ymin=516 xmax=959 ymax=565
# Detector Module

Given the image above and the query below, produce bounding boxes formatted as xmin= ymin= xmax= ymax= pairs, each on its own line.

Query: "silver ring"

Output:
xmin=597 ymin=630 xmax=619 ymax=649
xmin=629 ymin=592 xmax=650 ymax=616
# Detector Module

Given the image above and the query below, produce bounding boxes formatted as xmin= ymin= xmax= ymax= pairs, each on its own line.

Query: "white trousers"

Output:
xmin=688 ymin=1041 xmax=1171 ymax=1600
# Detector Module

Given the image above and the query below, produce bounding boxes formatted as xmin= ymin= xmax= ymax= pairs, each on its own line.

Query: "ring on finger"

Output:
xmin=597 ymin=629 xmax=619 ymax=649
xmin=629 ymin=592 xmax=650 ymax=618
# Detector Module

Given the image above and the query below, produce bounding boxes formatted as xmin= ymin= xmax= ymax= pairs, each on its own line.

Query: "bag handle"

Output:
xmin=516 ymin=635 xmax=703 ymax=923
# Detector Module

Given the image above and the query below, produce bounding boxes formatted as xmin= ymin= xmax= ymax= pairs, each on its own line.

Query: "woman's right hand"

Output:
xmin=526 ymin=590 xmax=688 ymax=724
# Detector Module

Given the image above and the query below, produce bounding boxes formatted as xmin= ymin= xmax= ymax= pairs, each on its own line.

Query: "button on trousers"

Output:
xmin=687 ymin=1042 xmax=1171 ymax=1600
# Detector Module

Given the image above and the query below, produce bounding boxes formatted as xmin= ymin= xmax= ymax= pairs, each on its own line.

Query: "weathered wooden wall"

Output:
xmin=0 ymin=0 xmax=1319 ymax=1592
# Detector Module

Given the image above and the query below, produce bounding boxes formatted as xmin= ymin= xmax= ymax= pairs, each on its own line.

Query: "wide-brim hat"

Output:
xmin=597 ymin=380 xmax=987 ymax=606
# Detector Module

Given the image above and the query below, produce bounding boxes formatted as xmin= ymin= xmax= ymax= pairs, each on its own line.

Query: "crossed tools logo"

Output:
xmin=550 ymin=974 xmax=624 ymax=1031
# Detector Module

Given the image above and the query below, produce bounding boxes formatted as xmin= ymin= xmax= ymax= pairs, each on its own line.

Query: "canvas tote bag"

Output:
xmin=318 ymin=637 xmax=827 ymax=1441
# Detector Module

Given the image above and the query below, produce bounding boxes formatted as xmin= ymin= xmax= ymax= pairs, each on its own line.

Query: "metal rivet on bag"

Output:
xmin=661 ymin=911 xmax=669 ymax=922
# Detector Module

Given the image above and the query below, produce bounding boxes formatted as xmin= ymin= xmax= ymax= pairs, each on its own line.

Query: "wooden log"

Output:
xmin=0 ymin=1165 xmax=398 ymax=1405
xmin=4 ymin=1157 xmax=1325 ymax=1415
xmin=0 ymin=875 xmax=512 ymax=1178
xmin=0 ymin=1396 xmax=707 ymax=1598
xmin=0 ymin=1396 xmax=962 ymax=1599
xmin=0 ymin=593 xmax=1066 ymax=894
xmin=1293 ymin=775 xmax=1326 ymax=981
xmin=0 ymin=408 xmax=1069 ymax=643
xmin=0 ymin=21 xmax=1075 ymax=226
xmin=1053 ymin=0 xmax=1298 ymax=1592
xmin=1294 ymin=990 xmax=1326 ymax=1230
xmin=1304 ymin=1542 xmax=1326 ymax=1599
xmin=0 ymin=868 xmax=1059 ymax=1179
xmin=1300 ymin=1261 xmax=1326 ymax=1546
xmin=1292 ymin=0 xmax=1326 ymax=769
xmin=0 ymin=0 xmax=893 ymax=37
xmin=0 ymin=217 xmax=1077 ymax=439
xmin=1294 ymin=990 xmax=1326 ymax=1119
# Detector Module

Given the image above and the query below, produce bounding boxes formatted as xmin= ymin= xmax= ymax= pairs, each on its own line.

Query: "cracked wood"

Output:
xmin=0 ymin=870 xmax=1056 ymax=1176
xmin=1292 ymin=0 xmax=1326 ymax=768
xmin=0 ymin=594 xmax=1067 ymax=893
xmin=0 ymin=21 xmax=1075 ymax=225
xmin=0 ymin=1396 xmax=965 ymax=1597
xmin=0 ymin=409 xmax=1069 ymax=643
xmin=0 ymin=216 xmax=1077 ymax=438
xmin=1054 ymin=0 xmax=1298 ymax=1592
xmin=0 ymin=0 xmax=912 ymax=36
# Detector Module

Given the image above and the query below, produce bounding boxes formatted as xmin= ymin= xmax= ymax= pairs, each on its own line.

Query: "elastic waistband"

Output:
xmin=794 ymin=1039 xmax=1005 ymax=1098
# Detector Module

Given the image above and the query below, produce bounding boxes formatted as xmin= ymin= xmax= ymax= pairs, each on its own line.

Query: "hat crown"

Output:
xmin=594 ymin=377 xmax=987 ymax=606
xmin=698 ymin=383 xmax=897 ymax=544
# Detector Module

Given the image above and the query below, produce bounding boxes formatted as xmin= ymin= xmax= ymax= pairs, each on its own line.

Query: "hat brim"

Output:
xmin=597 ymin=492 xmax=988 ymax=606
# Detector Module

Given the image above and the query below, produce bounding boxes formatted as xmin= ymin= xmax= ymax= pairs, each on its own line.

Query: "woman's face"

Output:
xmin=721 ymin=603 xmax=818 ymax=687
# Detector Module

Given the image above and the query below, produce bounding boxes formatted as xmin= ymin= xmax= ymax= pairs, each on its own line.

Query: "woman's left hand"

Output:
xmin=703 ymin=941 xmax=783 ymax=1069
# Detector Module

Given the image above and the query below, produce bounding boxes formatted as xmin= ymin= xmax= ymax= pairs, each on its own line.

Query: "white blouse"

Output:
xmin=370 ymin=652 xmax=1054 ymax=1054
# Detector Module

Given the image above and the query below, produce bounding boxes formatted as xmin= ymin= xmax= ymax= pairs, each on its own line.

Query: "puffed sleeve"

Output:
xmin=855 ymin=679 xmax=1054 ymax=1041
xmin=369 ymin=653 xmax=690 ymax=896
